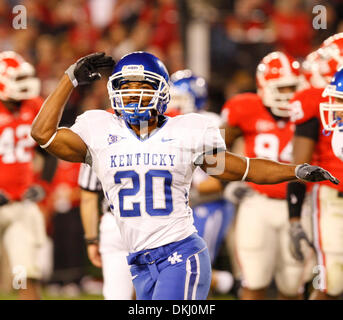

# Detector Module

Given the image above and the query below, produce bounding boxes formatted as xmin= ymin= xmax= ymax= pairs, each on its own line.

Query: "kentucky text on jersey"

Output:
xmin=110 ymin=153 xmax=176 ymax=168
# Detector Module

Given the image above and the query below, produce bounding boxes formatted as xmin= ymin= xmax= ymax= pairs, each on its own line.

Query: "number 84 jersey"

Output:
xmin=221 ymin=92 xmax=294 ymax=199
xmin=71 ymin=110 xmax=226 ymax=252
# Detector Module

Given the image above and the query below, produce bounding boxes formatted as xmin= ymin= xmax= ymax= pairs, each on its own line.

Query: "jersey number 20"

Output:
xmin=114 ymin=169 xmax=173 ymax=217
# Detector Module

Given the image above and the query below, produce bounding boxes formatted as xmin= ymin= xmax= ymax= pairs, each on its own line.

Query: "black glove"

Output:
xmin=22 ymin=185 xmax=46 ymax=202
xmin=0 ymin=191 xmax=9 ymax=206
xmin=65 ymin=52 xmax=115 ymax=87
xmin=289 ymin=221 xmax=314 ymax=262
xmin=295 ymin=163 xmax=340 ymax=185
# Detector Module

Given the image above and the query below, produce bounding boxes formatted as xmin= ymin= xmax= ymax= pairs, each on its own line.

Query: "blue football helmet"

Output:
xmin=168 ymin=70 xmax=207 ymax=114
xmin=320 ymin=66 xmax=343 ymax=132
xmin=107 ymin=51 xmax=170 ymax=125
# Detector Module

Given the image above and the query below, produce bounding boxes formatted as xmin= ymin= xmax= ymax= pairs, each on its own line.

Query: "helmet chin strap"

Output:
xmin=322 ymin=116 xmax=343 ymax=136
xmin=123 ymin=103 xmax=154 ymax=125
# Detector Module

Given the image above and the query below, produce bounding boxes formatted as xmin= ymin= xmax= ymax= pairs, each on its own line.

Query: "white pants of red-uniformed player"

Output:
xmin=99 ymin=212 xmax=134 ymax=300
xmin=311 ymin=184 xmax=343 ymax=296
xmin=234 ymin=191 xmax=315 ymax=296
xmin=0 ymin=201 xmax=46 ymax=281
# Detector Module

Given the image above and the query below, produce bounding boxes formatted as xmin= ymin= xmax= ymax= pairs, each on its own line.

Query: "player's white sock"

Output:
xmin=214 ymin=270 xmax=234 ymax=294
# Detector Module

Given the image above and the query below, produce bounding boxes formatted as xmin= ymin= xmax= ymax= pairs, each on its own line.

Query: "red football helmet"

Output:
xmin=0 ymin=51 xmax=40 ymax=101
xmin=256 ymin=51 xmax=301 ymax=117
xmin=301 ymin=50 xmax=329 ymax=89
xmin=316 ymin=32 xmax=343 ymax=83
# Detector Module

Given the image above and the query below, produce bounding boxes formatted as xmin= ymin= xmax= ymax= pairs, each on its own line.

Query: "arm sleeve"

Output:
xmin=78 ymin=163 xmax=102 ymax=192
xmin=286 ymin=181 xmax=307 ymax=219
xmin=193 ymin=119 xmax=226 ymax=165
xmin=294 ymin=117 xmax=320 ymax=141
xmin=38 ymin=149 xmax=58 ymax=182
xmin=69 ymin=113 xmax=93 ymax=165
xmin=69 ymin=113 xmax=92 ymax=147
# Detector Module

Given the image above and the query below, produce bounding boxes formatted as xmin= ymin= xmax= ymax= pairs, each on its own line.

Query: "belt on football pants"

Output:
xmin=127 ymin=233 xmax=198 ymax=281
xmin=127 ymin=232 xmax=198 ymax=266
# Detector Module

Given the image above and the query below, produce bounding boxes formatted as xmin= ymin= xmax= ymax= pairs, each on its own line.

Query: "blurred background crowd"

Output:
xmin=0 ymin=0 xmax=343 ymax=299
xmin=1 ymin=0 xmax=343 ymax=117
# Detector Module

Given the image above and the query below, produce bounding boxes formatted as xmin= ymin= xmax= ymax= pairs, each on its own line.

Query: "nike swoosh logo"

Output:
xmin=161 ymin=138 xmax=175 ymax=142
xmin=132 ymin=275 xmax=138 ymax=280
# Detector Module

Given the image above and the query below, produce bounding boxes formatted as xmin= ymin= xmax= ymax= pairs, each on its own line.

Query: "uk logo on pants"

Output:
xmin=168 ymin=252 xmax=183 ymax=264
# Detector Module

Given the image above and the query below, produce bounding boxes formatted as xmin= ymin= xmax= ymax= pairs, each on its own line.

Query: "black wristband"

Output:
xmin=287 ymin=181 xmax=306 ymax=219
xmin=85 ymin=237 xmax=99 ymax=245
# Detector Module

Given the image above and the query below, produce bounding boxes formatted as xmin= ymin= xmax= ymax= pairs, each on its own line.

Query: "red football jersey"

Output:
xmin=290 ymin=87 xmax=343 ymax=192
xmin=222 ymin=93 xmax=294 ymax=199
xmin=0 ymin=97 xmax=43 ymax=200
xmin=49 ymin=160 xmax=81 ymax=208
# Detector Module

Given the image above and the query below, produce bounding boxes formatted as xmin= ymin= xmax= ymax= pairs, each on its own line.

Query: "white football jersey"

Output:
xmin=331 ymin=129 xmax=343 ymax=161
xmin=70 ymin=111 xmax=226 ymax=252
xmin=192 ymin=111 xmax=223 ymax=187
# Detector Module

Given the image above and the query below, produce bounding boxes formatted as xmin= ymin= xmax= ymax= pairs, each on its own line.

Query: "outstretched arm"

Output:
xmin=31 ymin=53 xmax=115 ymax=162
xmin=201 ymin=151 xmax=339 ymax=185
xmin=202 ymin=151 xmax=295 ymax=184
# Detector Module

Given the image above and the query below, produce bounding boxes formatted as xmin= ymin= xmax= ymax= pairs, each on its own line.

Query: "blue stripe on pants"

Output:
xmin=187 ymin=254 xmax=198 ymax=300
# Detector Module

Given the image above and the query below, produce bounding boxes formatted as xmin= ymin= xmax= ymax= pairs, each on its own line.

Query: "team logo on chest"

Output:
xmin=108 ymin=134 xmax=127 ymax=145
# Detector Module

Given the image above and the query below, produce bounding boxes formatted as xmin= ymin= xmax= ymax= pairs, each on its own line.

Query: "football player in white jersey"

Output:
xmin=320 ymin=67 xmax=343 ymax=162
xmin=78 ymin=163 xmax=134 ymax=300
xmin=31 ymin=51 xmax=339 ymax=300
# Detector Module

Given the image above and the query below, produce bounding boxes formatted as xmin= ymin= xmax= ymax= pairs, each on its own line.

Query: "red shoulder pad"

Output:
xmin=289 ymin=87 xmax=326 ymax=125
xmin=221 ymin=93 xmax=261 ymax=128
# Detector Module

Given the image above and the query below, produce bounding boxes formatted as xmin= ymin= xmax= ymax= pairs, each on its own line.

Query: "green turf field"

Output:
xmin=0 ymin=291 xmax=103 ymax=300
xmin=0 ymin=291 xmax=234 ymax=300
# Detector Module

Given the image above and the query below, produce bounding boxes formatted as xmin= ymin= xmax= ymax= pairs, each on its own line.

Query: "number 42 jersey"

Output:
xmin=0 ymin=98 xmax=43 ymax=200
xmin=71 ymin=111 xmax=226 ymax=253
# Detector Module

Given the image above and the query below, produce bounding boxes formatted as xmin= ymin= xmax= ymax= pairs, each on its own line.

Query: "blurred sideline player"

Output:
xmin=221 ymin=52 xmax=312 ymax=300
xmin=0 ymin=51 xmax=56 ymax=299
xmin=78 ymin=152 xmax=134 ymax=300
xmin=287 ymin=33 xmax=343 ymax=300
xmin=167 ymin=70 xmax=235 ymax=294
xmin=48 ymin=160 xmax=85 ymax=295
